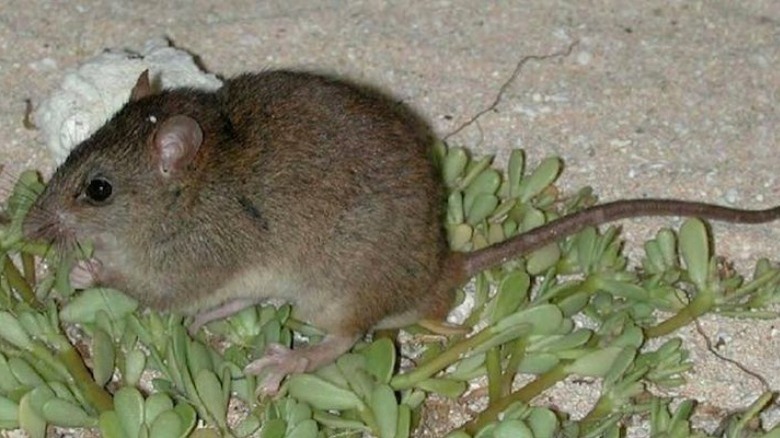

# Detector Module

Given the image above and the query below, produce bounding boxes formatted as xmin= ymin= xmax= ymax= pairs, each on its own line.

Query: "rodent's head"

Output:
xmin=23 ymin=71 xmax=212 ymax=255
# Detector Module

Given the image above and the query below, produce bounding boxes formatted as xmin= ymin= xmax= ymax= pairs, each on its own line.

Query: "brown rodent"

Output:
xmin=23 ymin=70 xmax=780 ymax=393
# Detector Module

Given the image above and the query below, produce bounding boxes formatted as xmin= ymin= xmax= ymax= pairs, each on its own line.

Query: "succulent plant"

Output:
xmin=0 ymin=141 xmax=778 ymax=437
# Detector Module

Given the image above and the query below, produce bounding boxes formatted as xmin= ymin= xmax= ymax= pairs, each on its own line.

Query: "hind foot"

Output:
xmin=244 ymin=334 xmax=358 ymax=395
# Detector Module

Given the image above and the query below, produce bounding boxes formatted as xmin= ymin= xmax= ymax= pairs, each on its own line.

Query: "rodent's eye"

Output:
xmin=84 ymin=177 xmax=113 ymax=204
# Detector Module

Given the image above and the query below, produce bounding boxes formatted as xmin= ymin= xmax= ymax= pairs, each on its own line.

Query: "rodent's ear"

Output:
xmin=130 ymin=70 xmax=152 ymax=102
xmin=153 ymin=115 xmax=203 ymax=176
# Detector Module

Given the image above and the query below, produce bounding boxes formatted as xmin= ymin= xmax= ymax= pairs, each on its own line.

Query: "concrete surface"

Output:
xmin=1 ymin=0 xmax=778 ymax=435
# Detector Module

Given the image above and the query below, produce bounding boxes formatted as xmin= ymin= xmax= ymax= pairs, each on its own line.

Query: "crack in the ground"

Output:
xmin=694 ymin=319 xmax=770 ymax=391
xmin=442 ymin=39 xmax=580 ymax=142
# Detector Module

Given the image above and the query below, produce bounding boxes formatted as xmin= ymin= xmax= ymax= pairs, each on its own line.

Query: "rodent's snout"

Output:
xmin=21 ymin=201 xmax=62 ymax=244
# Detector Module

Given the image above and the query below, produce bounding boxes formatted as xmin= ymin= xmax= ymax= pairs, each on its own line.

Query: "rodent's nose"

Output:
xmin=22 ymin=202 xmax=74 ymax=244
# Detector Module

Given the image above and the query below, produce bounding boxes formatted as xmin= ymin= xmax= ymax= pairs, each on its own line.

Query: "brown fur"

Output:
xmin=24 ymin=71 xmax=454 ymax=336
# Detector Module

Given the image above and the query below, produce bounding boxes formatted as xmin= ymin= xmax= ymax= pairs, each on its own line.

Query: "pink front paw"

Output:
xmin=69 ymin=258 xmax=102 ymax=289
xmin=244 ymin=343 xmax=309 ymax=395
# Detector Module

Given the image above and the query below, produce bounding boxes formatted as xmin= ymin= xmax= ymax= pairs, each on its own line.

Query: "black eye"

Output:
xmin=84 ymin=177 xmax=113 ymax=203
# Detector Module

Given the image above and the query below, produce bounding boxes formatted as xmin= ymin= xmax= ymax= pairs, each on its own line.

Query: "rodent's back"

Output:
xmin=205 ymin=71 xmax=452 ymax=328
xmin=218 ymin=70 xmax=445 ymax=237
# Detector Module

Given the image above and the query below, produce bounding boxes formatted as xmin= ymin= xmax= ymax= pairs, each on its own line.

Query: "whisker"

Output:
xmin=74 ymin=240 xmax=90 ymax=260
xmin=39 ymin=222 xmax=60 ymax=239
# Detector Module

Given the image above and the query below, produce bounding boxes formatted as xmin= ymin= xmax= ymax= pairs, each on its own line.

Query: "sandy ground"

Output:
xmin=1 ymin=0 xmax=778 ymax=435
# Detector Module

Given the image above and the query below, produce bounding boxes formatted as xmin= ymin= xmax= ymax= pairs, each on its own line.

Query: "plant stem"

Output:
xmin=461 ymin=363 xmax=568 ymax=435
xmin=21 ymin=252 xmax=35 ymax=287
xmin=734 ymin=391 xmax=773 ymax=432
xmin=644 ymin=290 xmax=713 ymax=338
xmin=3 ymin=256 xmax=41 ymax=309
xmin=391 ymin=328 xmax=494 ymax=389
xmin=578 ymin=393 xmax=613 ymax=427
xmin=500 ymin=339 xmax=526 ymax=394
xmin=59 ymin=346 xmax=114 ymax=413
xmin=729 ymin=270 xmax=780 ymax=303
xmin=485 ymin=347 xmax=501 ymax=403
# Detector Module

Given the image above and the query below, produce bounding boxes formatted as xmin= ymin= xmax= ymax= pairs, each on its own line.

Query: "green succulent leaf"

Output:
xmin=494 ymin=304 xmax=563 ymax=335
xmin=336 ymin=354 xmax=374 ymax=400
xmin=527 ymin=407 xmax=560 ymax=437
xmin=371 ymin=384 xmax=399 ymax=438
xmin=0 ymin=311 xmax=33 ymax=350
xmin=287 ymin=419 xmax=318 ymax=438
xmin=99 ymin=410 xmax=126 ymax=438
xmin=448 ymin=223 xmax=473 ymax=250
xmin=115 ymin=386 xmax=145 ymax=438
xmin=566 ymin=346 xmax=628 ymax=377
xmin=60 ymin=288 xmax=138 ymax=324
xmin=187 ymin=340 xmax=215 ymax=379
xmin=286 ymin=397 xmax=312 ymax=424
xmin=0 ymin=395 xmax=19 ymax=425
xmin=144 ymin=393 xmax=174 ymax=427
xmin=447 ymin=192 xmax=466 ymax=224
xmin=517 ymin=156 xmax=560 ymax=203
xmin=416 ymin=378 xmax=467 ymax=399
xmin=443 ymin=147 xmax=469 ymax=186
xmin=487 ymin=271 xmax=530 ymax=323
xmin=361 ymin=338 xmax=396 ymax=384
xmin=17 ymin=391 xmax=47 ymax=438
xmin=234 ymin=414 xmax=261 ymax=438
xmin=458 ymin=156 xmax=494 ymax=191
xmin=507 ymin=149 xmax=525 ymax=197
xmin=124 ymin=348 xmax=146 ymax=387
xmin=287 ymin=374 xmax=365 ymax=411
xmin=529 ymin=329 xmax=592 ymax=354
xmin=260 ymin=418 xmax=287 ymax=438
xmin=467 ymin=194 xmax=500 ymax=225
xmin=679 ymin=218 xmax=710 ymax=290
xmin=41 ymin=398 xmax=95 ymax=427
xmin=173 ymin=403 xmax=197 ymax=437
xmin=396 ymin=404 xmax=411 ymax=438
xmin=519 ymin=206 xmax=546 ymax=232
xmin=8 ymin=357 xmax=45 ymax=387
xmin=312 ymin=410 xmax=370 ymax=432
xmin=149 ymin=410 xmax=183 ymax=438
xmin=189 ymin=428 xmax=221 ymax=438
xmin=0 ymin=353 xmax=21 ymax=392
xmin=92 ymin=327 xmax=116 ymax=387
xmin=526 ymin=243 xmax=561 ymax=275
xmin=195 ymin=369 xmax=227 ymax=429
xmin=518 ymin=353 xmax=559 ymax=374
xmin=494 ymin=419 xmax=533 ymax=438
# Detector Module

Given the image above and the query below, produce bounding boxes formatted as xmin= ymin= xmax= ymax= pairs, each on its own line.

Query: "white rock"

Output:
xmin=35 ymin=37 xmax=223 ymax=164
